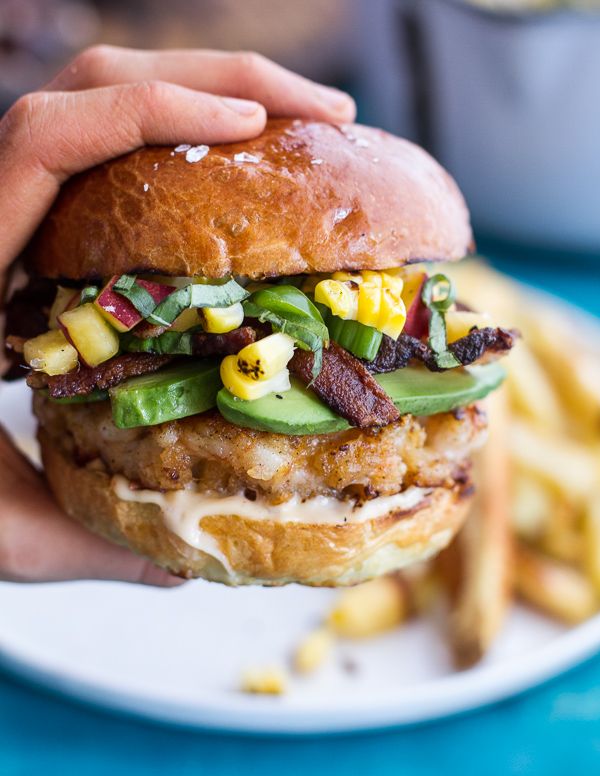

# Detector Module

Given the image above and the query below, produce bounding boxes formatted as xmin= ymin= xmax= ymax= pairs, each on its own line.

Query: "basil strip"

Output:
xmin=421 ymin=274 xmax=461 ymax=369
xmin=113 ymin=275 xmax=157 ymax=318
xmin=121 ymin=331 xmax=194 ymax=355
xmin=147 ymin=278 xmax=249 ymax=326
xmin=243 ymin=285 xmax=328 ymax=378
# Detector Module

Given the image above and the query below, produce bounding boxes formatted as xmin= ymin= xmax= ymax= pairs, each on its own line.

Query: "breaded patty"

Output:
xmin=34 ymin=394 xmax=487 ymax=503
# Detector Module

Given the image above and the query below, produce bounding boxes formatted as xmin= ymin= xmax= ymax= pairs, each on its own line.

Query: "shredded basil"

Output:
xmin=421 ymin=274 xmax=461 ymax=369
xmin=113 ymin=275 xmax=157 ymax=318
xmin=121 ymin=331 xmax=195 ymax=355
xmin=147 ymin=278 xmax=249 ymax=326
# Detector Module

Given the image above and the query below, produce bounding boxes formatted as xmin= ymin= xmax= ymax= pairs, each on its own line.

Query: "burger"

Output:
xmin=3 ymin=119 xmax=517 ymax=586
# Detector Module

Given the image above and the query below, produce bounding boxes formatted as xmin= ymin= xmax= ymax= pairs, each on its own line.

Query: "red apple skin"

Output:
xmin=94 ymin=276 xmax=174 ymax=332
xmin=403 ymin=276 xmax=430 ymax=339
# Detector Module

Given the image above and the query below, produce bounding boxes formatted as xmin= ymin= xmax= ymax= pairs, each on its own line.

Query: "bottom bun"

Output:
xmin=39 ymin=430 xmax=472 ymax=587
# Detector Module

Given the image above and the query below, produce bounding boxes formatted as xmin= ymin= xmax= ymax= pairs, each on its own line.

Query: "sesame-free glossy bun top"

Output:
xmin=30 ymin=119 xmax=473 ymax=280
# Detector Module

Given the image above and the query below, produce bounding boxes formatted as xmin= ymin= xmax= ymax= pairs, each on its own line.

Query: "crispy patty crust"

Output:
xmin=34 ymin=394 xmax=487 ymax=503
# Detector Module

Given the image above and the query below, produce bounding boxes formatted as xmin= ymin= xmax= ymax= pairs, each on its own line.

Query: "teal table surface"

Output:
xmin=1 ymin=245 xmax=599 ymax=776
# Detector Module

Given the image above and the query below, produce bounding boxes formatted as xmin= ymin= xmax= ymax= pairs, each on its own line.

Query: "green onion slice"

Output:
xmin=324 ymin=311 xmax=382 ymax=361
xmin=243 ymin=285 xmax=329 ymax=379
xmin=421 ymin=274 xmax=461 ymax=369
xmin=79 ymin=286 xmax=99 ymax=305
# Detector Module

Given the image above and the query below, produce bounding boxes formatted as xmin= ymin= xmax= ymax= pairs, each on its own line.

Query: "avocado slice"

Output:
xmin=110 ymin=360 xmax=221 ymax=429
xmin=47 ymin=389 xmax=109 ymax=404
xmin=216 ymin=363 xmax=505 ymax=435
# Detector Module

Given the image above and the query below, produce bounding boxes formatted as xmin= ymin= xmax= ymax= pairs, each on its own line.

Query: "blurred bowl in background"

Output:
xmin=416 ymin=0 xmax=600 ymax=253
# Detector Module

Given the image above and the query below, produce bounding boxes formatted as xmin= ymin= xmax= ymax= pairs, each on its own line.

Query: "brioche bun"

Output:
xmin=39 ymin=430 xmax=471 ymax=587
xmin=29 ymin=119 xmax=472 ymax=281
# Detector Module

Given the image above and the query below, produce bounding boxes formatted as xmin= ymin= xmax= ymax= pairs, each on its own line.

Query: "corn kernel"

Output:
xmin=378 ymin=288 xmax=407 ymax=340
xmin=24 ymin=330 xmax=78 ymax=376
xmin=314 ymin=279 xmax=358 ymax=320
xmin=221 ymin=356 xmax=291 ymax=401
xmin=328 ymin=577 xmax=407 ymax=638
xmin=400 ymin=271 xmax=427 ymax=312
xmin=237 ymin=333 xmax=295 ymax=381
xmin=380 ymin=272 xmax=404 ymax=294
xmin=332 ymin=271 xmax=363 ymax=284
xmin=356 ymin=283 xmax=381 ymax=328
xmin=360 ymin=270 xmax=383 ymax=287
xmin=199 ymin=302 xmax=244 ymax=334
xmin=241 ymin=667 xmax=287 ymax=695
xmin=294 ymin=627 xmax=335 ymax=674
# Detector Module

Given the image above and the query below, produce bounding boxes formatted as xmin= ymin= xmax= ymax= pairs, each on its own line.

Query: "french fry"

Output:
xmin=437 ymin=388 xmax=513 ymax=668
xmin=328 ymin=576 xmax=408 ymax=638
xmin=540 ymin=499 xmax=583 ymax=566
xmin=583 ymin=491 xmax=600 ymax=594
xmin=515 ymin=543 xmax=597 ymax=624
xmin=510 ymin=420 xmax=598 ymax=502
xmin=505 ymin=342 xmax=564 ymax=434
xmin=511 ymin=472 xmax=552 ymax=541
xmin=293 ymin=627 xmax=335 ymax=674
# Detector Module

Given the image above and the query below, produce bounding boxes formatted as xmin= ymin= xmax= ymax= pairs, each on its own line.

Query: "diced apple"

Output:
xmin=48 ymin=287 xmax=80 ymax=330
xmin=401 ymin=271 xmax=429 ymax=339
xmin=59 ymin=303 xmax=120 ymax=367
xmin=446 ymin=311 xmax=492 ymax=343
xmin=94 ymin=276 xmax=174 ymax=332
xmin=23 ymin=330 xmax=78 ymax=375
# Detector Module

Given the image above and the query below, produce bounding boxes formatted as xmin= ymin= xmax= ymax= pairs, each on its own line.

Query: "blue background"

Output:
xmin=1 ymin=246 xmax=599 ymax=776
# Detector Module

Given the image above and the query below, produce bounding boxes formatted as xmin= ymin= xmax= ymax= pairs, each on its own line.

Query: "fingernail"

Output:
xmin=221 ymin=96 xmax=261 ymax=115
xmin=314 ymin=84 xmax=354 ymax=112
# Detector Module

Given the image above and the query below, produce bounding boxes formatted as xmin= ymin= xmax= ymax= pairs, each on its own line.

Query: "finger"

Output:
xmin=0 ymin=426 xmax=184 ymax=586
xmin=46 ymin=45 xmax=356 ymax=123
xmin=0 ymin=81 xmax=266 ymax=270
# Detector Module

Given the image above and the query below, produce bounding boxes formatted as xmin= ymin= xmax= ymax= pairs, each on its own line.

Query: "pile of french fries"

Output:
xmin=242 ymin=262 xmax=600 ymax=691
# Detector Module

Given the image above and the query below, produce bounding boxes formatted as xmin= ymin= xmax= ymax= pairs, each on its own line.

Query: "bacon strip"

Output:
xmin=365 ymin=327 xmax=518 ymax=374
xmin=192 ymin=327 xmax=256 ymax=356
xmin=290 ymin=342 xmax=399 ymax=428
xmin=27 ymin=353 xmax=173 ymax=398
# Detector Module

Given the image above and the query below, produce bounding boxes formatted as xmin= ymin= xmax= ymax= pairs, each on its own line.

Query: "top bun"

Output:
xmin=30 ymin=119 xmax=472 ymax=281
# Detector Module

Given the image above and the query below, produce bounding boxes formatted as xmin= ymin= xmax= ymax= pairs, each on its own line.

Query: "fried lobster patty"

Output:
xmin=33 ymin=394 xmax=487 ymax=503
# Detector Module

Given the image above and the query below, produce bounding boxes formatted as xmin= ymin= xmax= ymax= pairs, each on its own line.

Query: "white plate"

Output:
xmin=0 ymin=296 xmax=598 ymax=735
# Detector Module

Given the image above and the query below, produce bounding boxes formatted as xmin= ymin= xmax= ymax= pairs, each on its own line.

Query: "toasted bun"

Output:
xmin=39 ymin=430 xmax=471 ymax=587
xmin=30 ymin=119 xmax=472 ymax=281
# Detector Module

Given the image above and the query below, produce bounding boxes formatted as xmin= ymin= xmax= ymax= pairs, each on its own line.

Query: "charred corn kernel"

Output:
xmin=328 ymin=577 xmax=407 ymax=638
xmin=294 ymin=627 xmax=335 ymax=674
xmin=445 ymin=311 xmax=492 ymax=343
xmin=314 ymin=279 xmax=357 ymax=320
xmin=23 ymin=330 xmax=78 ymax=376
xmin=356 ymin=283 xmax=381 ymax=328
xmin=221 ymin=356 xmax=291 ymax=401
xmin=170 ymin=307 xmax=200 ymax=332
xmin=58 ymin=304 xmax=120 ymax=367
xmin=241 ymin=666 xmax=287 ymax=695
xmin=236 ymin=333 xmax=295 ymax=381
xmin=378 ymin=288 xmax=407 ymax=340
xmin=199 ymin=302 xmax=244 ymax=334
xmin=48 ymin=287 xmax=77 ymax=330
xmin=332 ymin=271 xmax=363 ymax=284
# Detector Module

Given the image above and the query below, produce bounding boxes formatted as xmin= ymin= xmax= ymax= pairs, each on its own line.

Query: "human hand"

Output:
xmin=0 ymin=45 xmax=356 ymax=584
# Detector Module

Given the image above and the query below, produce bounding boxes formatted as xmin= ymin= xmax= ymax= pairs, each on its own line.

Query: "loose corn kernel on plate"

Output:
xmin=1 ymin=276 xmax=599 ymax=734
